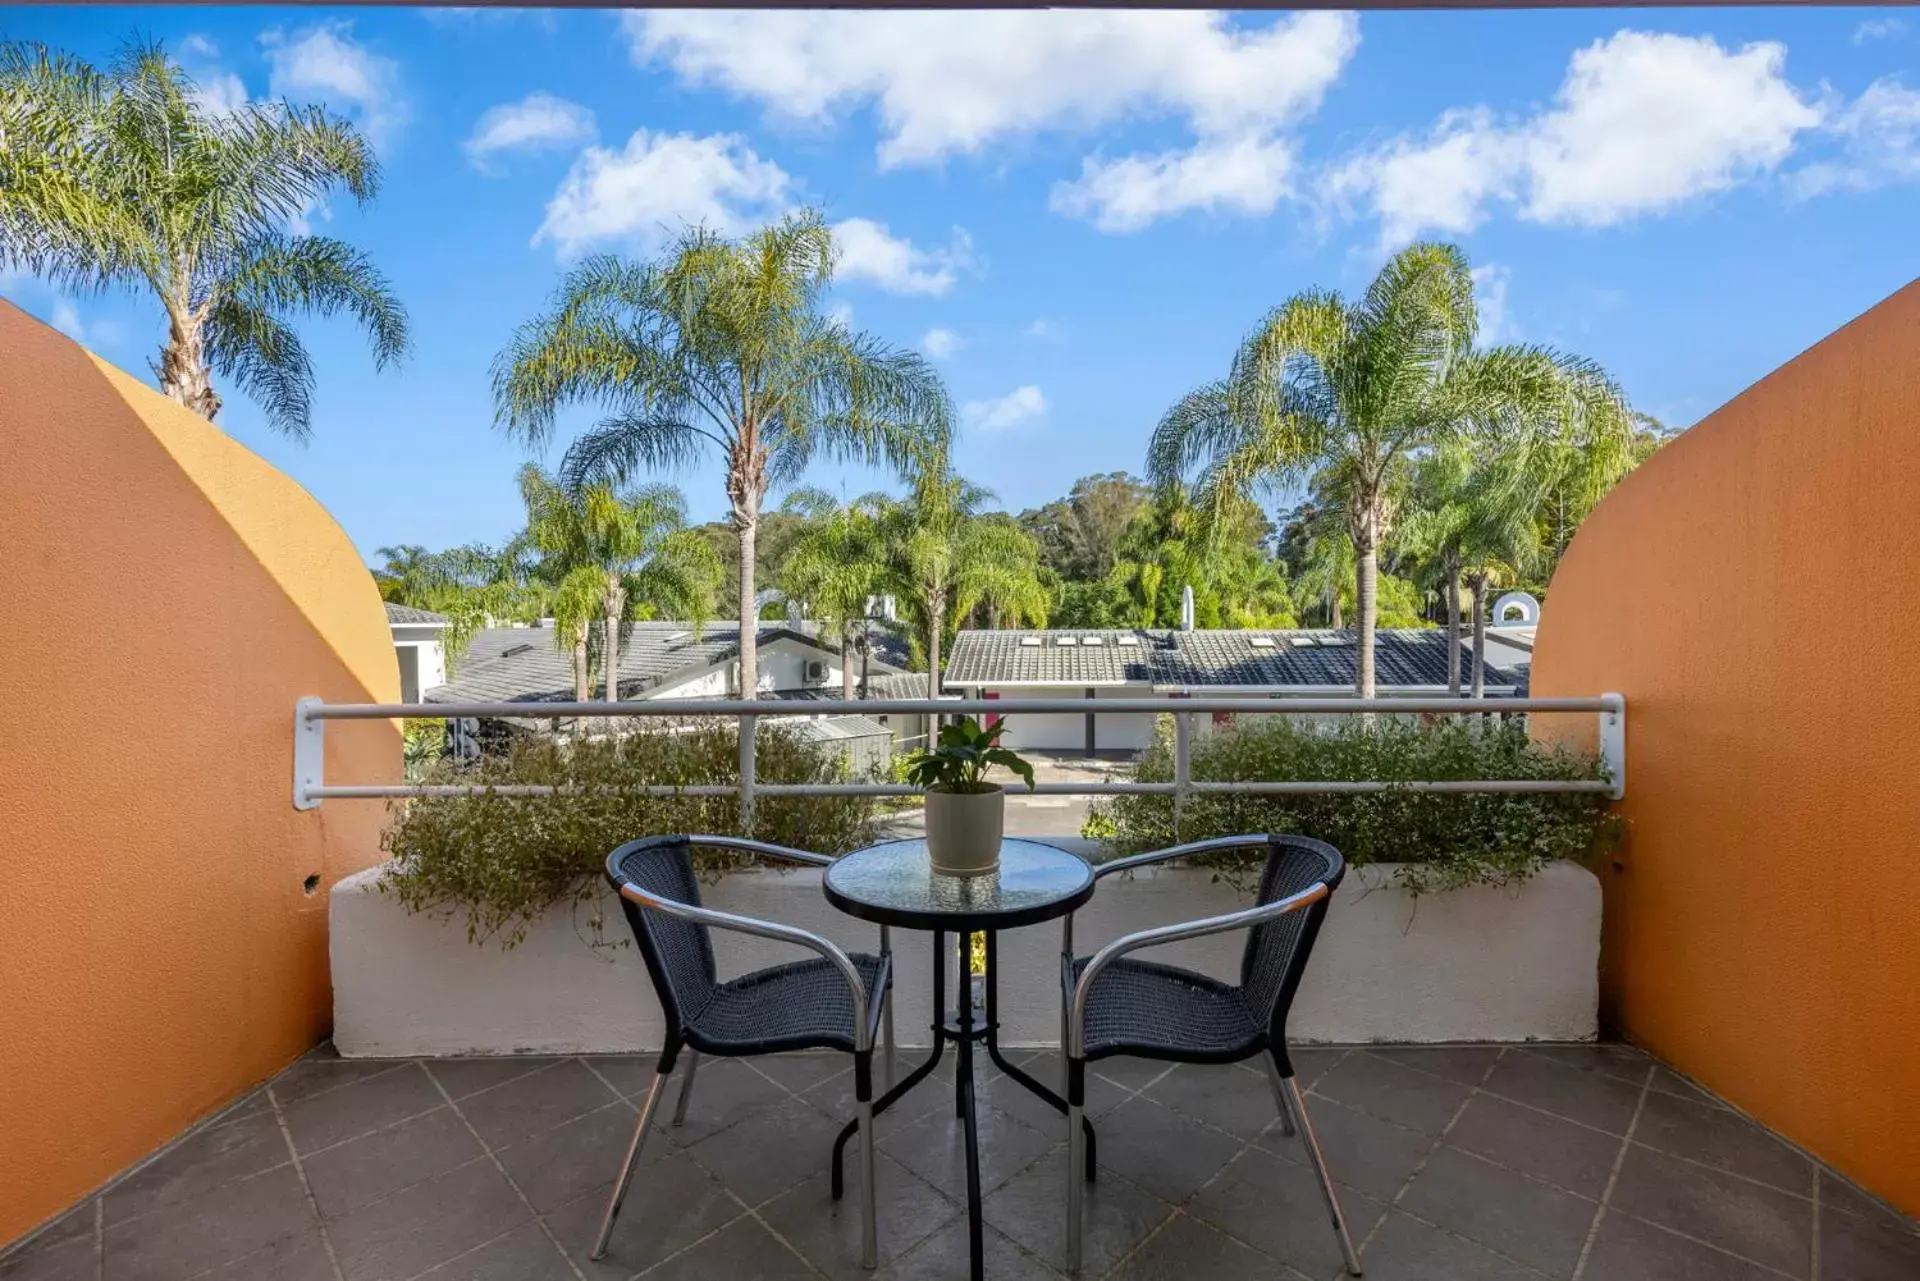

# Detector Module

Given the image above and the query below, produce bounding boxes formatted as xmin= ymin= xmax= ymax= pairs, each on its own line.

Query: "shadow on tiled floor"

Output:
xmin=4 ymin=1043 xmax=1916 ymax=1280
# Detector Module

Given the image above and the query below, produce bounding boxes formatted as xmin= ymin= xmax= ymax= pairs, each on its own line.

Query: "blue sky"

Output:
xmin=5 ymin=7 xmax=1918 ymax=562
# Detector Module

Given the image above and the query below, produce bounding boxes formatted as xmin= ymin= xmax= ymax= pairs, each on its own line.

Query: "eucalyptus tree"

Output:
xmin=1149 ymin=242 xmax=1633 ymax=697
xmin=518 ymin=466 xmax=721 ymax=702
xmin=492 ymin=211 xmax=950 ymax=699
xmin=0 ymin=39 xmax=408 ymax=436
xmin=878 ymin=456 xmax=1048 ymax=698
xmin=778 ymin=489 xmax=888 ymax=699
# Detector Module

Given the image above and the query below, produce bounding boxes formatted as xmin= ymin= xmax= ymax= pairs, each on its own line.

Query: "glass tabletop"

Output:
xmin=823 ymin=838 xmax=1096 ymax=930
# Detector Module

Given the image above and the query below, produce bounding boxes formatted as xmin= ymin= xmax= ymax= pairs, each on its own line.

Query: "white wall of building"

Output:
xmin=390 ymin=625 xmax=447 ymax=701
xmin=980 ymin=684 xmax=1159 ymax=754
xmin=647 ymin=636 xmax=856 ymax=700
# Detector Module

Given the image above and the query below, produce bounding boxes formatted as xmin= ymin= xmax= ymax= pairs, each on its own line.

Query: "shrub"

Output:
xmin=1082 ymin=715 xmax=1618 ymax=893
xmin=381 ymin=720 xmax=878 ymax=947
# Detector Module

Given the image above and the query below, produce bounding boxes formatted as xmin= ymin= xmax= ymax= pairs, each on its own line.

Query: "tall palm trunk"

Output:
xmin=571 ymin=629 xmax=591 ymax=702
xmin=842 ymin=622 xmax=857 ymax=699
xmin=157 ymin=305 xmax=222 ymax=420
xmin=926 ymin=587 xmax=945 ymax=702
xmin=735 ymin=512 xmax=758 ymax=697
xmin=1327 ymin=586 xmax=1341 ymax=629
xmin=1349 ymin=493 xmax=1382 ymax=699
xmin=602 ymin=578 xmax=626 ymax=703
xmin=1444 ymin=550 xmax=1463 ymax=696
xmin=1469 ymin=573 xmax=1489 ymax=699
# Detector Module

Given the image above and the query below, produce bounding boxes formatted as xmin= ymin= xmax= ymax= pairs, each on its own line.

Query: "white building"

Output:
xmin=386 ymin=603 xmax=448 ymax=704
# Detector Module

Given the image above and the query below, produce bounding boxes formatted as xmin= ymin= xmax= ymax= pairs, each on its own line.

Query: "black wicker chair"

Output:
xmin=596 ymin=835 xmax=895 ymax=1269
xmin=1060 ymin=834 xmax=1361 ymax=1276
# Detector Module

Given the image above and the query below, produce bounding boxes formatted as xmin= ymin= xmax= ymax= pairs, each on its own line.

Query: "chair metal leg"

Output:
xmin=1280 ymin=1074 xmax=1363 ymax=1276
xmin=883 ymin=990 xmax=897 ymax=1089
xmin=1066 ymin=1101 xmax=1085 ymax=1274
xmin=1262 ymin=1055 xmax=1296 ymax=1137
xmin=591 ymin=1069 xmax=670 ymax=1260
xmin=672 ymin=1050 xmax=700 ymax=1127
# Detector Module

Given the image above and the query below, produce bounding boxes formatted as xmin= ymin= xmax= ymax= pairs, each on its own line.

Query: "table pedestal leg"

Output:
xmin=954 ymin=929 xmax=984 ymax=1281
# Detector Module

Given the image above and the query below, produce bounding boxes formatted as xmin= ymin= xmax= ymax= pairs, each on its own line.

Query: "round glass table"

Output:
xmin=822 ymin=839 xmax=1098 ymax=1281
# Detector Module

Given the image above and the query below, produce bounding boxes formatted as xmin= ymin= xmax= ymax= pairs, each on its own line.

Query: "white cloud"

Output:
xmin=963 ymin=385 xmax=1046 ymax=434
xmin=262 ymin=22 xmax=407 ymax=144
xmin=175 ymin=35 xmax=248 ymax=116
xmin=465 ymin=92 xmax=597 ymax=172
xmin=1051 ymin=133 xmax=1297 ymax=233
xmin=288 ymin=198 xmax=331 ymax=238
xmin=624 ymin=9 xmax=1354 ymax=232
xmin=1023 ymin=318 xmax=1065 ymax=343
xmin=1330 ymin=31 xmax=1822 ymax=246
xmin=535 ymin=130 xmax=793 ymax=256
xmin=1471 ymin=264 xmax=1513 ymax=343
xmin=1792 ymin=78 xmax=1920 ymax=196
xmin=921 ymin=327 xmax=961 ymax=359
xmin=825 ymin=300 xmax=855 ymax=327
xmin=830 ymin=219 xmax=973 ymax=296
xmin=1854 ymin=18 xmax=1907 ymax=45
xmin=625 ymin=11 xmax=1356 ymax=167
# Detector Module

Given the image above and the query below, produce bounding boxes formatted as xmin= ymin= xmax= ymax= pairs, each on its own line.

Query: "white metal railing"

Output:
xmin=294 ymin=693 xmax=1626 ymax=827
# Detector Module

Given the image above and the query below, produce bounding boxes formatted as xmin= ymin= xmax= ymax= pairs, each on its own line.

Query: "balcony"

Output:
xmin=6 ymin=265 xmax=1920 ymax=1277
xmin=8 ymin=1040 xmax=1915 ymax=1281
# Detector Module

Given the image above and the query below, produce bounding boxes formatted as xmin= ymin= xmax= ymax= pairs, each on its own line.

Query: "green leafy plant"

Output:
xmin=904 ymin=717 xmax=1036 ymax=794
xmin=381 ymin=722 xmax=877 ymax=948
xmin=1084 ymin=716 xmax=1618 ymax=894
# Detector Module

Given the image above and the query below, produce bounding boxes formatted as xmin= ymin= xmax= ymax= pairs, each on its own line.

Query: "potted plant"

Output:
xmin=905 ymin=717 xmax=1036 ymax=877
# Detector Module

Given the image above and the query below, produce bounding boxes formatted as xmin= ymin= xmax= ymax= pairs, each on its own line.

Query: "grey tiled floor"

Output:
xmin=5 ymin=1043 xmax=1917 ymax=1281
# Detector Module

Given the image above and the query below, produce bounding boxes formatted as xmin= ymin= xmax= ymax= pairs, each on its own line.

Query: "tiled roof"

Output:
xmin=944 ymin=628 xmax=1518 ymax=692
xmin=385 ymin=602 xmax=448 ymax=625
xmin=427 ymin=621 xmax=899 ymax=705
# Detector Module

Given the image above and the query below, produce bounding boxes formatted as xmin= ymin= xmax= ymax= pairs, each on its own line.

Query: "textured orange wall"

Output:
xmin=0 ymin=304 xmax=400 ymax=1243
xmin=1531 ymin=280 xmax=1920 ymax=1216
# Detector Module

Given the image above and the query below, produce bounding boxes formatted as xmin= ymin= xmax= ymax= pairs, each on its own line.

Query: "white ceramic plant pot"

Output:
xmin=925 ymin=785 xmax=1005 ymax=877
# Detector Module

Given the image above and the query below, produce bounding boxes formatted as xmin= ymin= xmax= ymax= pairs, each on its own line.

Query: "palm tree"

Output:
xmin=492 ymin=211 xmax=950 ymax=700
xmin=1149 ymin=242 xmax=1633 ymax=697
xmin=878 ymin=456 xmax=1048 ymax=698
xmin=0 ymin=39 xmax=409 ymax=436
xmin=779 ymin=489 xmax=887 ymax=699
xmin=518 ymin=466 xmax=721 ymax=702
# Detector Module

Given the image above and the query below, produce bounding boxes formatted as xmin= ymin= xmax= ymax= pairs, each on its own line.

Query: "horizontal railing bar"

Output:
xmin=305 ymin=694 xmax=1601 ymax=721
xmin=1187 ymin=779 xmax=1612 ymax=795
xmin=306 ymin=778 xmax=1599 ymax=801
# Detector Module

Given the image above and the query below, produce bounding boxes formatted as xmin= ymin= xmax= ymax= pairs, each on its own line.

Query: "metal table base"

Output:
xmin=829 ymin=929 xmax=1096 ymax=1281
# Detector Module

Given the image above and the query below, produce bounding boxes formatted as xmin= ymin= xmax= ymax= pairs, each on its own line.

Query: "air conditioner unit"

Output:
xmin=805 ymin=659 xmax=827 ymax=684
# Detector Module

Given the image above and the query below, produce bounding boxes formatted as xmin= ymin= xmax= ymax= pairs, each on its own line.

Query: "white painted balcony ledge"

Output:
xmin=330 ymin=839 xmax=1599 ymax=1057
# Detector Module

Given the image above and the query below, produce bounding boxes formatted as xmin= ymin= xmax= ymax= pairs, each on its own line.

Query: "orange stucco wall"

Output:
xmin=0 ymin=303 xmax=400 ymax=1243
xmin=1531 ymin=280 xmax=1920 ymax=1216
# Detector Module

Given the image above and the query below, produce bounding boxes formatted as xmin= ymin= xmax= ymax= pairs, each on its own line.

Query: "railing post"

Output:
xmin=1599 ymin=692 xmax=1626 ymax=801
xmin=1166 ymin=691 xmax=1193 ymax=838
xmin=738 ymin=711 xmax=758 ymax=835
xmin=293 ymin=696 xmax=324 ymax=811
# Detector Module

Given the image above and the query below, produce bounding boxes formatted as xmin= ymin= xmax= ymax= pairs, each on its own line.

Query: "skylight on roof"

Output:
xmin=1018 ymin=636 xmax=1042 ymax=647
xmin=1249 ymin=636 xmax=1276 ymax=649
xmin=1056 ymin=636 xmax=1078 ymax=646
xmin=1081 ymin=636 xmax=1105 ymax=646
xmin=1289 ymin=636 xmax=1315 ymax=647
xmin=1116 ymin=636 xmax=1139 ymax=647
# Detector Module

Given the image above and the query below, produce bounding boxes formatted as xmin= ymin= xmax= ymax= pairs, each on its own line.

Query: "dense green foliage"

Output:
xmin=1085 ymin=717 xmax=1618 ymax=893
xmin=381 ymin=723 xmax=878 ymax=947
